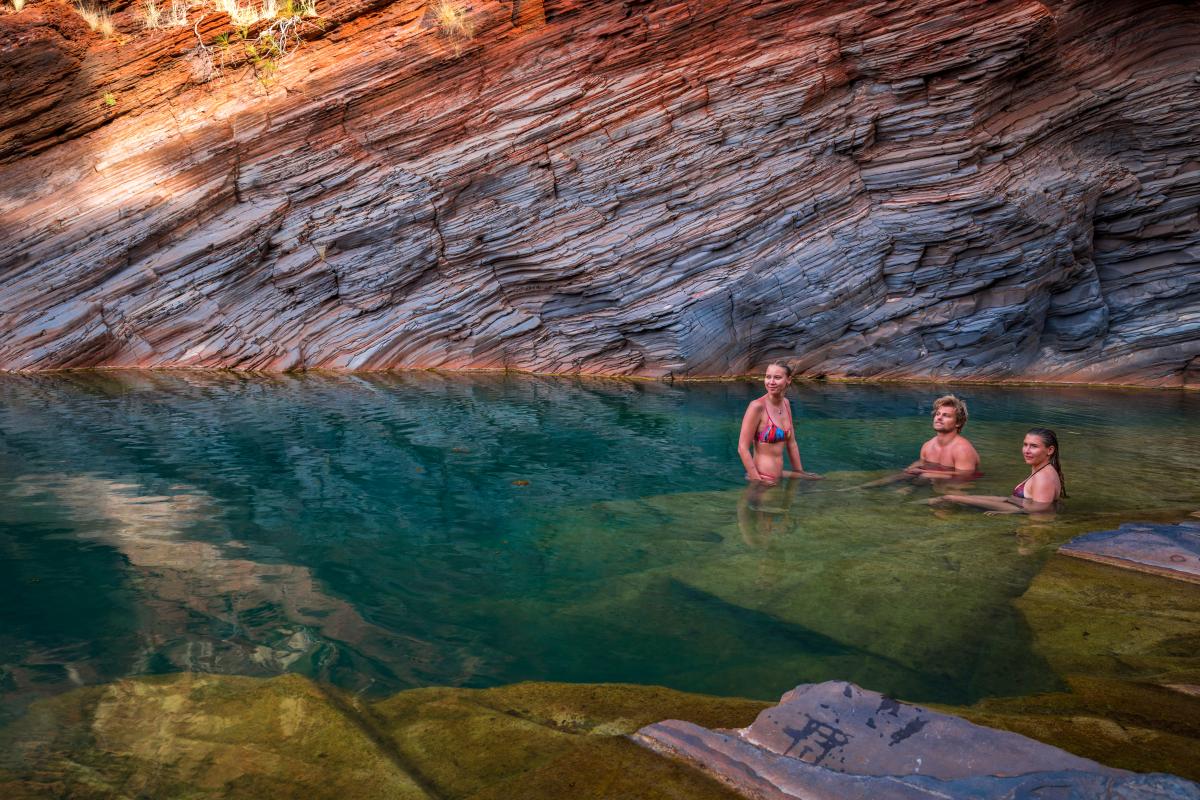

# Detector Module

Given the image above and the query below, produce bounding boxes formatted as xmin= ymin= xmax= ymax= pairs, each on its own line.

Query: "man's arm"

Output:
xmin=904 ymin=441 xmax=938 ymax=475
xmin=950 ymin=441 xmax=980 ymax=479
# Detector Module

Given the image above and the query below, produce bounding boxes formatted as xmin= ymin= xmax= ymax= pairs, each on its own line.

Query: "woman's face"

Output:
xmin=1022 ymin=434 xmax=1054 ymax=465
xmin=764 ymin=365 xmax=790 ymax=396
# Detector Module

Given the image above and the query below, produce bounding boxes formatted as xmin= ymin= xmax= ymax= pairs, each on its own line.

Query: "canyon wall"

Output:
xmin=1 ymin=0 xmax=1198 ymax=384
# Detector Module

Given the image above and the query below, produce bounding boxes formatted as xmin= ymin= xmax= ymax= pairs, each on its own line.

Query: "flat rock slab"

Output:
xmin=1058 ymin=521 xmax=1200 ymax=585
xmin=633 ymin=681 xmax=1200 ymax=800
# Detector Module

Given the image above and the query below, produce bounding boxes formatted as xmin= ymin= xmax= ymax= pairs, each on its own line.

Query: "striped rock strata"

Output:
xmin=1 ymin=0 xmax=1198 ymax=383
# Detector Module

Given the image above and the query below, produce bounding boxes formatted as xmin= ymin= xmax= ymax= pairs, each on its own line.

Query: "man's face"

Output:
xmin=932 ymin=404 xmax=958 ymax=433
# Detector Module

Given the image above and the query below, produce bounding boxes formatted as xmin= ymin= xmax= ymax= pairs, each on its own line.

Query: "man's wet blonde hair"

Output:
xmin=933 ymin=394 xmax=968 ymax=432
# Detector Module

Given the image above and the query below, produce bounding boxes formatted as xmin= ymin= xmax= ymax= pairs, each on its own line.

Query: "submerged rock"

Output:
xmin=956 ymin=551 xmax=1200 ymax=781
xmin=1014 ymin=554 xmax=1200 ymax=689
xmin=947 ymin=675 xmax=1200 ymax=785
xmin=633 ymin=680 xmax=1200 ymax=799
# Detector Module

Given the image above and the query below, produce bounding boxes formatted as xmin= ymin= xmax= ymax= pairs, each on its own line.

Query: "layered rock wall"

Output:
xmin=1 ymin=0 xmax=1198 ymax=383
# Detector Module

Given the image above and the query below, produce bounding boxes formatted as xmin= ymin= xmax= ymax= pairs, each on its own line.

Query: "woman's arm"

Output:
xmin=738 ymin=402 xmax=765 ymax=482
xmin=1021 ymin=470 xmax=1060 ymax=515
xmin=784 ymin=403 xmax=822 ymax=479
xmin=933 ymin=494 xmax=1023 ymax=513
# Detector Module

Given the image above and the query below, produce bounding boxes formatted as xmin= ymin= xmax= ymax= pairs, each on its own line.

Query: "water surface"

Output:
xmin=2 ymin=371 xmax=1198 ymax=724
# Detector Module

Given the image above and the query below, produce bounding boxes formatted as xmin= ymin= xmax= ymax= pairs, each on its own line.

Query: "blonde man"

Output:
xmin=906 ymin=394 xmax=980 ymax=479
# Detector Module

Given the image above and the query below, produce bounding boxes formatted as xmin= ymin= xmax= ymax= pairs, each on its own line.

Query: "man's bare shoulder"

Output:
xmin=951 ymin=435 xmax=979 ymax=456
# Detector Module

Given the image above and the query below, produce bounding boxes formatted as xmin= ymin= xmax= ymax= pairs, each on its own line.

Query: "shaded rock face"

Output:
xmin=0 ymin=0 xmax=1198 ymax=382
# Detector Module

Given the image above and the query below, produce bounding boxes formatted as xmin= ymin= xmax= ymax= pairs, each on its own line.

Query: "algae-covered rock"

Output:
xmin=0 ymin=673 xmax=764 ymax=799
xmin=0 ymin=673 xmax=430 ymax=799
xmin=515 ymin=484 xmax=1061 ymax=703
xmin=370 ymin=681 xmax=767 ymax=800
xmin=1014 ymin=556 xmax=1200 ymax=685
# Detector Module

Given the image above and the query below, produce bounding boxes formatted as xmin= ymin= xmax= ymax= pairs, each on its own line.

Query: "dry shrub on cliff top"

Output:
xmin=212 ymin=0 xmax=262 ymax=26
xmin=433 ymin=0 xmax=473 ymax=53
xmin=210 ymin=0 xmax=314 ymax=27
xmin=189 ymin=0 xmax=318 ymax=84
xmin=142 ymin=0 xmax=188 ymax=28
xmin=74 ymin=2 xmax=115 ymax=36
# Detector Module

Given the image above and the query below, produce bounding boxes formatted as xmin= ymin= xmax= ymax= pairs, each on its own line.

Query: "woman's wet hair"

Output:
xmin=765 ymin=361 xmax=794 ymax=378
xmin=1027 ymin=427 xmax=1067 ymax=498
xmin=933 ymin=394 xmax=968 ymax=432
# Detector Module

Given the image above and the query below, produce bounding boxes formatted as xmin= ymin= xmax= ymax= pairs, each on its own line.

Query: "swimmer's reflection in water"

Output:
xmin=737 ymin=477 xmax=804 ymax=548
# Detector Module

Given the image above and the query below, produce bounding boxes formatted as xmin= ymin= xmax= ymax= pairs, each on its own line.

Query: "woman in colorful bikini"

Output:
xmin=931 ymin=428 xmax=1065 ymax=515
xmin=737 ymin=362 xmax=822 ymax=485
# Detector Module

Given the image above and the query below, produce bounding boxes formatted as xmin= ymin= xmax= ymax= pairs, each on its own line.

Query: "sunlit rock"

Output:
xmin=0 ymin=673 xmax=429 ymax=799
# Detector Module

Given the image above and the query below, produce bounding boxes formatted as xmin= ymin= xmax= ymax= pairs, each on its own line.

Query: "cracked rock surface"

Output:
xmin=1 ymin=0 xmax=1198 ymax=382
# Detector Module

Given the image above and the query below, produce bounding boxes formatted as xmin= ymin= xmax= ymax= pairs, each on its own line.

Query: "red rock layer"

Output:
xmin=0 ymin=0 xmax=1198 ymax=384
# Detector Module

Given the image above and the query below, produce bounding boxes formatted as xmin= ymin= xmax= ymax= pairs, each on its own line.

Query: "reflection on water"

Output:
xmin=1 ymin=371 xmax=1198 ymax=721
xmin=9 ymin=475 xmax=434 ymax=691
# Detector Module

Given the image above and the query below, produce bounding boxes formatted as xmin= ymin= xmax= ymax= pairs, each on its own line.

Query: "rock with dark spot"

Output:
xmin=633 ymin=680 xmax=1200 ymax=799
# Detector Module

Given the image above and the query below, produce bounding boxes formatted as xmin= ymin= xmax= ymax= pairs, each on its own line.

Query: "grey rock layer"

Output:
xmin=633 ymin=680 xmax=1200 ymax=799
xmin=1059 ymin=520 xmax=1200 ymax=585
xmin=1 ymin=0 xmax=1198 ymax=383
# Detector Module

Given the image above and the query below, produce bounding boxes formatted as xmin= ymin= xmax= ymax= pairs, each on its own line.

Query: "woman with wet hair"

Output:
xmin=737 ymin=361 xmax=822 ymax=485
xmin=931 ymin=428 xmax=1066 ymax=515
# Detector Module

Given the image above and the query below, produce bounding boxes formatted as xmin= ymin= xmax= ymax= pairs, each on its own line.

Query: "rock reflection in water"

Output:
xmin=5 ymin=475 xmax=442 ymax=709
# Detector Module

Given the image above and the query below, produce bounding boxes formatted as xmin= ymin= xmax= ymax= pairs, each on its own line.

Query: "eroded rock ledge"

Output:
xmin=1 ymin=0 xmax=1198 ymax=383
xmin=634 ymin=680 xmax=1200 ymax=800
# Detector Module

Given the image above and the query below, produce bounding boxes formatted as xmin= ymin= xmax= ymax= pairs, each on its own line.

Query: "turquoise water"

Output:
xmin=2 ymin=371 xmax=1198 ymax=722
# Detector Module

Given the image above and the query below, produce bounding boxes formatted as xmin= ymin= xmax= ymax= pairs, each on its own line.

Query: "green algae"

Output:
xmin=1013 ymin=555 xmax=1200 ymax=685
xmin=0 ymin=674 xmax=765 ymax=800
xmin=0 ymin=673 xmax=429 ymax=800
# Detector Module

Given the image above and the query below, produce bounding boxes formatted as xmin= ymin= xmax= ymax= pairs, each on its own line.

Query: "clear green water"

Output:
xmin=2 ymin=371 xmax=1198 ymax=723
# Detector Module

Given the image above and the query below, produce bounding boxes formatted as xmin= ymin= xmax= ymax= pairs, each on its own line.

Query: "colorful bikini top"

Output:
xmin=756 ymin=399 xmax=791 ymax=444
xmin=1012 ymin=463 xmax=1050 ymax=499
